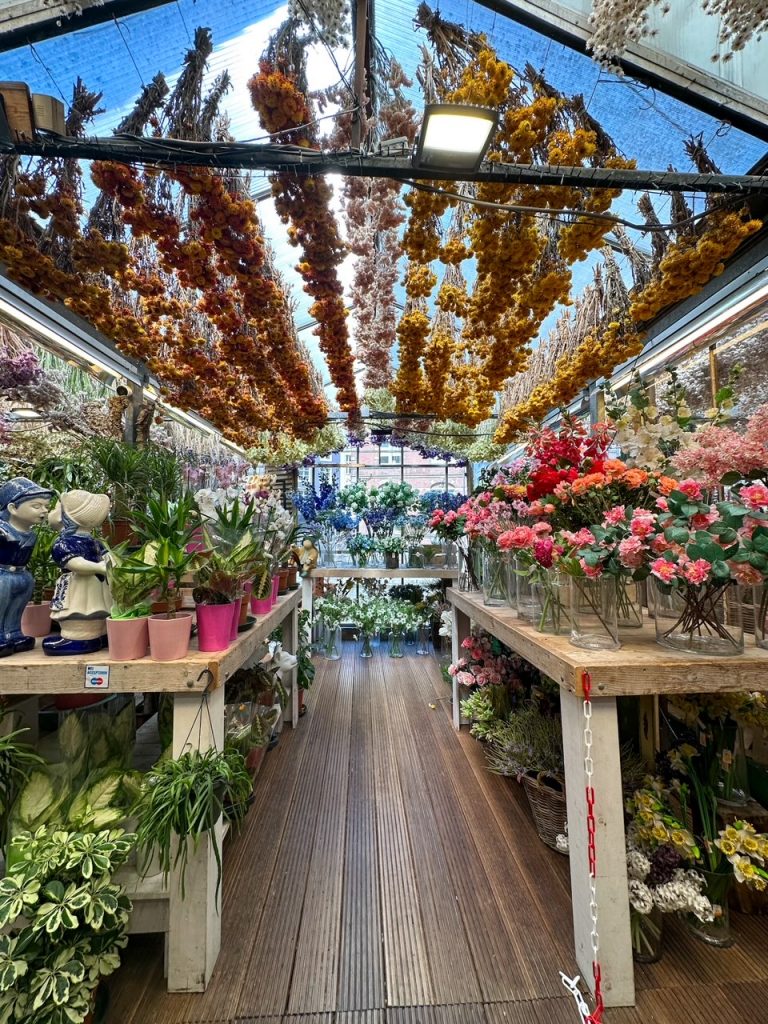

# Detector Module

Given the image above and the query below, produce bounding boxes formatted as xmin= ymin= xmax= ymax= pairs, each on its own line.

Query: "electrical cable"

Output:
xmin=402 ymin=179 xmax=748 ymax=232
xmin=238 ymin=106 xmax=360 ymax=144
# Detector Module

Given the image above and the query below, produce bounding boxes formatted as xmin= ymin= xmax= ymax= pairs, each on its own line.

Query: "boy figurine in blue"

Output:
xmin=43 ymin=490 xmax=113 ymax=656
xmin=0 ymin=477 xmax=55 ymax=656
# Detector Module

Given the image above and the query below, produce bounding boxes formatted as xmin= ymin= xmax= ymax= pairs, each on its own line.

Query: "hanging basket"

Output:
xmin=521 ymin=771 xmax=568 ymax=854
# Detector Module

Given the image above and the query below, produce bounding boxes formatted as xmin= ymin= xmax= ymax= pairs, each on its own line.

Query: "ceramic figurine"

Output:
xmin=298 ymin=538 xmax=319 ymax=576
xmin=43 ymin=491 xmax=113 ymax=656
xmin=0 ymin=477 xmax=55 ymax=656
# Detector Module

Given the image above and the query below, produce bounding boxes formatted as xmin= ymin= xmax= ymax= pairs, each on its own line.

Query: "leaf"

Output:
xmin=57 ymin=714 xmax=85 ymax=763
xmin=711 ymin=560 xmax=731 ymax=580
xmin=720 ymin=471 xmax=743 ymax=486
xmin=17 ymin=770 xmax=59 ymax=829
xmin=664 ymin=527 xmax=690 ymax=545
xmin=749 ymin=552 xmax=768 ymax=570
xmin=681 ymin=502 xmax=702 ymax=517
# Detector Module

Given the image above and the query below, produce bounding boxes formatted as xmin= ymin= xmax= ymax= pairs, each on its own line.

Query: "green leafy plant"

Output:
xmin=104 ymin=545 xmax=156 ymax=619
xmin=0 ymin=826 xmax=134 ymax=1024
xmin=135 ymin=747 xmax=253 ymax=900
xmin=130 ymin=494 xmax=201 ymax=616
xmin=26 ymin=526 xmax=58 ymax=603
xmin=296 ymin=610 xmax=316 ymax=691
xmin=0 ymin=721 xmax=44 ymax=846
xmin=485 ymin=703 xmax=564 ymax=780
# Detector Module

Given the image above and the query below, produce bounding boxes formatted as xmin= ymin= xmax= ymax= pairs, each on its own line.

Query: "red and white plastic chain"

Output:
xmin=561 ymin=669 xmax=605 ymax=1024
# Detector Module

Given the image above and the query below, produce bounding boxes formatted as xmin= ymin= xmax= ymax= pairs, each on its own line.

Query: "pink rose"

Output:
xmin=741 ymin=484 xmax=768 ymax=510
xmin=650 ymin=558 xmax=678 ymax=583
xmin=444 ymin=510 xmax=457 ymax=525
xmin=731 ymin=562 xmax=763 ymax=587
xmin=682 ymin=558 xmax=713 ymax=586
xmin=532 ymin=521 xmax=553 ymax=535
xmin=618 ymin=536 xmax=646 ymax=569
xmin=579 ymin=558 xmax=603 ymax=579
xmin=678 ymin=479 xmax=704 ymax=500
xmin=691 ymin=507 xmax=720 ymax=530
xmin=603 ymin=505 xmax=627 ymax=526
xmin=630 ymin=513 xmax=655 ymax=539
xmin=498 ymin=526 xmax=534 ymax=550
xmin=562 ymin=528 xmax=595 ymax=547
xmin=656 ymin=496 xmax=669 ymax=511
xmin=534 ymin=537 xmax=555 ymax=568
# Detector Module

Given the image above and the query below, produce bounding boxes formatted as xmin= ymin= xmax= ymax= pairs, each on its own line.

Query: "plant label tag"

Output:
xmin=85 ymin=664 xmax=110 ymax=690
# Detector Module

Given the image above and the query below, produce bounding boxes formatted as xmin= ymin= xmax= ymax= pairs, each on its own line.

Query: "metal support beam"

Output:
xmin=0 ymin=0 xmax=178 ymax=52
xmin=5 ymin=135 xmax=768 ymax=193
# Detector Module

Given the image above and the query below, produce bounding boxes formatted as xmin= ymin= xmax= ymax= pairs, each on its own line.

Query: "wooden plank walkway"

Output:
xmin=111 ymin=643 xmax=768 ymax=1024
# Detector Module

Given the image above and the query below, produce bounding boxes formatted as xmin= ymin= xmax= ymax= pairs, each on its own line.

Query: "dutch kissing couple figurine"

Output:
xmin=0 ymin=477 xmax=112 ymax=657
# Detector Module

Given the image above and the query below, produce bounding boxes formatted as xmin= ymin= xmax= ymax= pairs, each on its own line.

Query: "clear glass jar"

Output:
xmin=687 ymin=869 xmax=734 ymax=947
xmin=322 ymin=624 xmax=342 ymax=660
xmin=504 ymin=555 xmax=518 ymax=610
xmin=416 ymin=623 xmax=431 ymax=656
xmin=570 ymin=577 xmax=620 ymax=651
xmin=482 ymin=548 xmax=508 ymax=607
xmin=615 ymin=577 xmax=643 ymax=629
xmin=753 ymin=585 xmax=768 ymax=649
xmin=532 ymin=570 xmax=571 ymax=635
xmin=515 ymin=558 xmax=538 ymax=622
xmin=631 ymin=906 xmax=664 ymax=964
xmin=654 ymin=580 xmax=744 ymax=656
xmin=458 ymin=545 xmax=481 ymax=592
xmin=388 ymin=629 xmax=405 ymax=658
xmin=359 ymin=631 xmax=373 ymax=659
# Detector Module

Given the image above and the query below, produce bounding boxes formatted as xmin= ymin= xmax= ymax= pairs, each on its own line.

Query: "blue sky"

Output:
xmin=2 ymin=0 xmax=764 ymax=399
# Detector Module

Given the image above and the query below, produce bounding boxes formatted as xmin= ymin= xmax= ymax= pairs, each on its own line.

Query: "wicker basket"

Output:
xmin=522 ymin=772 xmax=568 ymax=854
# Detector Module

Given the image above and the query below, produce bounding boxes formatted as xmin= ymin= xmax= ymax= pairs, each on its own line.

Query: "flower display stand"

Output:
xmin=447 ymin=588 xmax=768 ymax=1009
xmin=0 ymin=588 xmax=301 ymax=993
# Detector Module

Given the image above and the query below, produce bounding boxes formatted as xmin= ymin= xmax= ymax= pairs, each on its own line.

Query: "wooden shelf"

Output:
xmin=0 ymin=589 xmax=302 ymax=696
xmin=447 ymin=588 xmax=768 ymax=698
xmin=309 ymin=567 xmax=458 ymax=579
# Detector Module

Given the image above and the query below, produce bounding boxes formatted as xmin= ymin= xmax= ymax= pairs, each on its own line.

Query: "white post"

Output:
xmin=561 ymin=689 xmax=634 ymax=1008
xmin=283 ymin=602 xmax=299 ymax=727
xmin=301 ymin=574 xmax=313 ymax=620
xmin=451 ymin=603 xmax=472 ymax=730
xmin=167 ymin=683 xmax=225 ymax=992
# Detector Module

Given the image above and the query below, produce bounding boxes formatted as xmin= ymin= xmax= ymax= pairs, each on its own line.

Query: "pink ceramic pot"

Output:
xmin=21 ymin=601 xmax=52 ymax=638
xmin=251 ymin=596 xmax=272 ymax=615
xmin=229 ymin=599 xmax=241 ymax=642
xmin=148 ymin=612 xmax=193 ymax=662
xmin=270 ymin=575 xmax=280 ymax=607
xmin=106 ymin=616 xmax=149 ymax=661
xmin=196 ymin=603 xmax=235 ymax=652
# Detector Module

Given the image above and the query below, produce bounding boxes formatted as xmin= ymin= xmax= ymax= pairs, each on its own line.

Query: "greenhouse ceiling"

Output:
xmin=0 ymin=0 xmax=766 ymax=453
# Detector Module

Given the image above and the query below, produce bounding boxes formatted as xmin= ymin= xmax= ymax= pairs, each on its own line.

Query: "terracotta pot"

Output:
xmin=150 ymin=595 xmax=182 ymax=616
xmin=41 ymin=586 xmax=55 ymax=601
xmin=246 ymin=746 xmax=266 ymax=775
xmin=298 ymin=689 xmax=306 ymax=715
xmin=239 ymin=595 xmax=251 ymax=626
xmin=107 ymin=616 xmax=149 ymax=661
xmin=21 ymin=601 xmax=52 ymax=638
xmin=287 ymin=565 xmax=299 ymax=590
xmin=102 ymin=518 xmax=137 ymax=546
xmin=196 ymin=603 xmax=234 ymax=653
xmin=258 ymin=689 xmax=275 ymax=707
xmin=229 ymin=599 xmax=241 ymax=642
xmin=278 ymin=568 xmax=290 ymax=595
xmin=53 ymin=693 xmax=108 ymax=711
xmin=148 ymin=612 xmax=192 ymax=661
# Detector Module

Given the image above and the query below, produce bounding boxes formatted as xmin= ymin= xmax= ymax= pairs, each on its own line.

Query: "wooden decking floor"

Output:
xmin=111 ymin=644 xmax=768 ymax=1024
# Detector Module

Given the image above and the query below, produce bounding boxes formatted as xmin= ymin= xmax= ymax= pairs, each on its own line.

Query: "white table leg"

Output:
xmin=451 ymin=602 xmax=472 ymax=730
xmin=301 ymin=574 xmax=313 ymax=620
xmin=561 ymin=689 xmax=634 ymax=1008
xmin=167 ymin=684 xmax=224 ymax=992
xmin=283 ymin=602 xmax=299 ymax=727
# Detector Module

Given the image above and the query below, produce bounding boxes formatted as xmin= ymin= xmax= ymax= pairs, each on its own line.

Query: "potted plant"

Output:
xmin=485 ymin=702 xmax=567 ymax=853
xmin=295 ymin=609 xmax=315 ymax=714
xmin=20 ymin=524 xmax=58 ymax=638
xmin=104 ymin=545 xmax=156 ymax=661
xmin=0 ymin=826 xmax=135 ymax=1024
xmin=379 ymin=535 xmax=405 ymax=569
xmin=131 ymin=495 xmax=200 ymax=661
xmin=135 ymin=746 xmax=253 ymax=901
xmin=0 ymin=717 xmax=44 ymax=848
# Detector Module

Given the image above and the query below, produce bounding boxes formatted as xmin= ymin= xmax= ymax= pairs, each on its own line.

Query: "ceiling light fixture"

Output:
xmin=413 ymin=103 xmax=498 ymax=172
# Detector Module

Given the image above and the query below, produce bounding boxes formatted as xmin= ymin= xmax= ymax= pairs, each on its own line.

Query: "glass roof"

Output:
xmin=2 ymin=0 xmax=765 ymax=405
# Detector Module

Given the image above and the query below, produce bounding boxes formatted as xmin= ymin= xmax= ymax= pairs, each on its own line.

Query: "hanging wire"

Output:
xmin=112 ymin=15 xmax=146 ymax=88
xmin=28 ymin=43 xmax=68 ymax=106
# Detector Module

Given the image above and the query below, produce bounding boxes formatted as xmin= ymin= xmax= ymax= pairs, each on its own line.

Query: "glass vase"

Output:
xmin=482 ymin=548 xmax=507 ymax=607
xmin=515 ymin=558 xmax=538 ymax=622
xmin=570 ymin=577 xmax=620 ymax=651
xmin=320 ymin=525 xmax=336 ymax=568
xmin=359 ymin=631 xmax=373 ymax=659
xmin=712 ymin=718 xmax=750 ymax=805
xmin=416 ymin=623 xmax=431 ymax=656
xmin=630 ymin=906 xmax=664 ymax=964
xmin=443 ymin=541 xmax=458 ymax=569
xmin=504 ymin=556 xmax=518 ymax=610
xmin=653 ymin=581 xmax=744 ymax=656
xmin=322 ymin=624 xmax=342 ymax=661
xmin=615 ymin=577 xmax=643 ymax=629
xmin=687 ymin=869 xmax=734 ymax=947
xmin=388 ymin=629 xmax=405 ymax=658
xmin=532 ymin=571 xmax=572 ymax=635
xmin=753 ymin=585 xmax=768 ymax=649
xmin=407 ymin=547 xmax=425 ymax=569
xmin=458 ymin=545 xmax=481 ymax=592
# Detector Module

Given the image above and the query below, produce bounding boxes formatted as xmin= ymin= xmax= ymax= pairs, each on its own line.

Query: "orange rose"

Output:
xmin=622 ymin=469 xmax=649 ymax=489
xmin=570 ymin=473 xmax=607 ymax=495
xmin=658 ymin=476 xmax=678 ymax=495
xmin=603 ymin=458 xmax=627 ymax=478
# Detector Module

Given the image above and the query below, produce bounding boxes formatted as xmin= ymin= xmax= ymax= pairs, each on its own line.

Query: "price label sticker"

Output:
xmin=84 ymin=664 xmax=110 ymax=690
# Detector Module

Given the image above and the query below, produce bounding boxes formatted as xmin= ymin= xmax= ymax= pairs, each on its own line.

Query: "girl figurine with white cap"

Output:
xmin=0 ymin=476 xmax=54 ymax=656
xmin=43 ymin=490 xmax=113 ymax=656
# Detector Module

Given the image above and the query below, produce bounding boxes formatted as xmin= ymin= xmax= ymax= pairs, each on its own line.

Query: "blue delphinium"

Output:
xmin=420 ymin=490 xmax=468 ymax=514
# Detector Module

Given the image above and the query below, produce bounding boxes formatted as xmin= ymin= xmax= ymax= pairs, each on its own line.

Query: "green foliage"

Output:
xmin=0 ymin=827 xmax=133 ymax=1024
xmin=0 ymin=721 xmax=44 ymax=846
xmin=130 ymin=493 xmax=201 ymax=613
xmin=26 ymin=527 xmax=58 ymax=603
xmin=296 ymin=610 xmax=316 ymax=691
xmin=484 ymin=702 xmax=564 ymax=780
xmin=104 ymin=545 xmax=156 ymax=618
xmin=135 ymin=747 xmax=253 ymax=902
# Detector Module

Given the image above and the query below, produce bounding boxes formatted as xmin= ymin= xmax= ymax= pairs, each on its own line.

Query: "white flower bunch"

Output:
xmin=438 ymin=609 xmax=453 ymax=639
xmin=626 ymin=844 xmax=714 ymax=921
xmin=288 ymin=0 xmax=350 ymax=47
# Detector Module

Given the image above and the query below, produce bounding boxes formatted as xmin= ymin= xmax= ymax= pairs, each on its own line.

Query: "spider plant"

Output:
xmin=135 ymin=747 xmax=252 ymax=901
xmin=0 ymin=721 xmax=44 ymax=846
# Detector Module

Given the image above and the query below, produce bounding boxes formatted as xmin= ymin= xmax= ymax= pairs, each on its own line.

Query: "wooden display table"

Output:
xmin=447 ymin=588 xmax=768 ymax=1008
xmin=302 ymin=566 xmax=458 ymax=618
xmin=0 ymin=588 xmax=301 ymax=993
